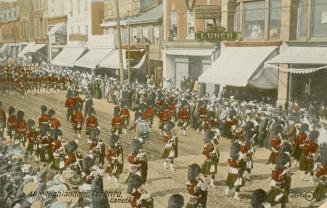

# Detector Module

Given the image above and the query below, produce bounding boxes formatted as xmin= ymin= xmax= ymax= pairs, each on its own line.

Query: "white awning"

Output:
xmin=98 ymin=49 xmax=127 ymax=69
xmin=47 ymin=23 xmax=66 ymax=35
xmin=51 ymin=47 xmax=86 ymax=67
xmin=18 ymin=42 xmax=46 ymax=57
xmin=0 ymin=44 xmax=8 ymax=53
xmin=198 ymin=46 xmax=278 ymax=87
xmin=289 ymin=66 xmax=327 ymax=74
xmin=74 ymin=48 xmax=114 ymax=69
xmin=132 ymin=53 xmax=147 ymax=70
xmin=268 ymin=46 xmax=327 ymax=65
xmin=165 ymin=49 xmax=213 ymax=57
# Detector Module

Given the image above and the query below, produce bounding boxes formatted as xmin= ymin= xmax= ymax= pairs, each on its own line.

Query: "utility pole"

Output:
xmin=128 ymin=10 xmax=131 ymax=83
xmin=114 ymin=0 xmax=124 ymax=87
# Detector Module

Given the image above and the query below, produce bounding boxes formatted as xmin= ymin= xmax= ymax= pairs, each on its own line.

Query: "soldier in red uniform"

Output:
xmin=197 ymin=100 xmax=207 ymax=134
xmin=38 ymin=105 xmax=49 ymax=137
xmin=65 ymin=94 xmax=76 ymax=121
xmin=292 ymin=123 xmax=309 ymax=167
xmin=311 ymin=142 xmax=327 ymax=207
xmin=127 ymin=138 xmax=147 ymax=184
xmin=16 ymin=110 xmax=27 ymax=146
xmin=120 ymin=103 xmax=130 ymax=134
xmin=159 ymin=105 xmax=170 ymax=136
xmin=266 ymin=152 xmax=291 ymax=208
xmin=48 ymin=109 xmax=61 ymax=139
xmin=225 ymin=141 xmax=244 ymax=201
xmin=178 ymin=100 xmax=190 ymax=136
xmin=299 ymin=130 xmax=319 ymax=182
xmin=26 ymin=119 xmax=39 ymax=160
xmin=0 ymin=101 xmax=6 ymax=140
xmin=71 ymin=103 xmax=84 ymax=143
xmin=267 ymin=126 xmax=282 ymax=165
xmin=145 ymin=100 xmax=155 ymax=128
xmin=7 ymin=106 xmax=17 ymax=139
xmin=127 ymin=174 xmax=153 ymax=208
xmin=86 ymin=107 xmax=98 ymax=143
xmin=162 ymin=121 xmax=178 ymax=171
xmin=186 ymin=163 xmax=208 ymax=207
xmin=156 ymin=93 xmax=165 ymax=116
xmin=111 ymin=105 xmax=122 ymax=135
xmin=168 ymin=97 xmax=177 ymax=122
xmin=64 ymin=141 xmax=78 ymax=168
xmin=106 ymin=134 xmax=123 ymax=186
xmin=202 ymin=130 xmax=220 ymax=187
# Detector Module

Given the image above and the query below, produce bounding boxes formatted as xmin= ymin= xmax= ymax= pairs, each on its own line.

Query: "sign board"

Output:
xmin=194 ymin=5 xmax=221 ymax=19
xmin=69 ymin=34 xmax=88 ymax=41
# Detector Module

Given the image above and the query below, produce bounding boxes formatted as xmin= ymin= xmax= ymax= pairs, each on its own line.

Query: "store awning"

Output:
xmin=98 ymin=49 xmax=127 ymax=69
xmin=268 ymin=46 xmax=327 ymax=65
xmin=51 ymin=47 xmax=86 ymax=67
xmin=198 ymin=46 xmax=278 ymax=87
xmin=248 ymin=64 xmax=278 ymax=89
xmin=48 ymin=23 xmax=66 ymax=36
xmin=132 ymin=53 xmax=147 ymax=70
xmin=74 ymin=48 xmax=114 ymax=69
xmin=130 ymin=4 xmax=163 ymax=25
xmin=165 ymin=49 xmax=213 ymax=57
xmin=0 ymin=44 xmax=9 ymax=53
xmin=18 ymin=43 xmax=46 ymax=57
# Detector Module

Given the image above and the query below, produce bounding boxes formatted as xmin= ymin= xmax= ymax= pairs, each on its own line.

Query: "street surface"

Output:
xmin=1 ymin=92 xmax=317 ymax=208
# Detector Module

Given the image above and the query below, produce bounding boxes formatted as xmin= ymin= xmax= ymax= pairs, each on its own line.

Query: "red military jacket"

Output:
xmin=303 ymin=142 xmax=318 ymax=156
xmin=228 ymin=158 xmax=241 ymax=168
xmin=160 ymin=111 xmax=170 ymax=123
xmin=72 ymin=112 xmax=84 ymax=124
xmin=168 ymin=103 xmax=176 ymax=115
xmin=128 ymin=153 xmax=142 ymax=165
xmin=64 ymin=153 xmax=76 ymax=167
xmin=89 ymin=141 xmax=97 ymax=153
xmin=202 ymin=143 xmax=214 ymax=159
xmin=111 ymin=116 xmax=122 ymax=128
xmin=49 ymin=118 xmax=61 ymax=129
xmin=130 ymin=191 xmax=142 ymax=208
xmin=65 ymin=97 xmax=76 ymax=108
xmin=293 ymin=132 xmax=308 ymax=148
xmin=145 ymin=107 xmax=155 ymax=119
xmin=0 ymin=108 xmax=6 ymax=124
xmin=74 ymin=96 xmax=84 ymax=106
xmin=272 ymin=168 xmax=286 ymax=184
xmin=271 ymin=136 xmax=282 ymax=150
xmin=38 ymin=114 xmax=49 ymax=127
xmin=106 ymin=146 xmax=121 ymax=162
xmin=86 ymin=116 xmax=98 ymax=128
xmin=178 ymin=108 xmax=190 ymax=121
xmin=156 ymin=100 xmax=164 ymax=108
xmin=198 ymin=107 xmax=207 ymax=119
xmin=120 ymin=108 xmax=130 ymax=119
xmin=50 ymin=140 xmax=62 ymax=152
xmin=163 ymin=132 xmax=172 ymax=143
xmin=7 ymin=115 xmax=17 ymax=128
xmin=17 ymin=119 xmax=27 ymax=135
xmin=27 ymin=130 xmax=38 ymax=144
xmin=316 ymin=165 xmax=327 ymax=178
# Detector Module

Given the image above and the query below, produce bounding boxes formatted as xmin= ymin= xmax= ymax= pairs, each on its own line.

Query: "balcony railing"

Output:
xmin=195 ymin=31 xmax=240 ymax=42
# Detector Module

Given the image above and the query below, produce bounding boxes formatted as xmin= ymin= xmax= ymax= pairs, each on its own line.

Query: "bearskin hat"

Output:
xmin=204 ymin=130 xmax=215 ymax=144
xmin=109 ymin=133 xmax=119 ymax=146
xmin=90 ymin=128 xmax=100 ymax=140
xmin=188 ymin=163 xmax=201 ymax=182
xmin=17 ymin=111 xmax=24 ymax=121
xmin=165 ymin=120 xmax=174 ymax=131
xmin=275 ymin=152 xmax=289 ymax=169
xmin=309 ymin=130 xmax=319 ymax=141
xmin=230 ymin=142 xmax=241 ymax=160
xmin=87 ymin=106 xmax=96 ymax=116
xmin=27 ymin=119 xmax=35 ymax=130
xmin=8 ymin=106 xmax=15 ymax=115
xmin=168 ymin=194 xmax=184 ymax=208
xmin=48 ymin=109 xmax=55 ymax=118
xmin=53 ymin=129 xmax=63 ymax=139
xmin=65 ymin=141 xmax=78 ymax=153
xmin=251 ymin=189 xmax=267 ymax=208
xmin=113 ymin=105 xmax=120 ymax=116
xmin=319 ymin=142 xmax=327 ymax=165
xmin=140 ymin=103 xmax=146 ymax=112
xmin=92 ymin=195 xmax=110 ymax=208
xmin=74 ymin=102 xmax=81 ymax=112
xmin=181 ymin=100 xmax=188 ymax=107
xmin=301 ymin=123 xmax=309 ymax=132
xmin=131 ymin=139 xmax=142 ymax=155
xmin=82 ymin=156 xmax=95 ymax=172
xmin=40 ymin=105 xmax=47 ymax=114
xmin=279 ymin=142 xmax=292 ymax=154
xmin=127 ymin=174 xmax=143 ymax=194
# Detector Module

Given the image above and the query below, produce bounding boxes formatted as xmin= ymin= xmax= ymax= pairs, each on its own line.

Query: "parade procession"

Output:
xmin=1 ymin=0 xmax=327 ymax=208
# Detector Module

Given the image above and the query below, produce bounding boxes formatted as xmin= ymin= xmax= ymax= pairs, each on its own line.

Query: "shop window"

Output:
xmin=243 ymin=1 xmax=265 ymax=40
xmin=234 ymin=5 xmax=241 ymax=32
xmin=269 ymin=0 xmax=281 ymax=39
xmin=297 ymin=0 xmax=307 ymax=39
xmin=153 ymin=26 xmax=160 ymax=46
xmin=170 ymin=10 xmax=177 ymax=41
xmin=187 ymin=10 xmax=195 ymax=39
xmin=312 ymin=0 xmax=327 ymax=38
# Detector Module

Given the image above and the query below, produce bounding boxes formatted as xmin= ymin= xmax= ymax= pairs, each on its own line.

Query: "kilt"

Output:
xmin=268 ymin=151 xmax=278 ymax=164
xmin=27 ymin=143 xmax=34 ymax=153
xmin=73 ymin=123 xmax=83 ymax=131
xmin=293 ymin=147 xmax=303 ymax=160
xmin=299 ymin=153 xmax=314 ymax=172
xmin=86 ymin=128 xmax=91 ymax=135
xmin=313 ymin=182 xmax=326 ymax=201
xmin=202 ymin=160 xmax=216 ymax=176
xmin=105 ymin=162 xmax=123 ymax=178
xmin=266 ymin=187 xmax=288 ymax=205
xmin=226 ymin=173 xmax=244 ymax=188
xmin=159 ymin=121 xmax=166 ymax=130
xmin=162 ymin=148 xmax=171 ymax=159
